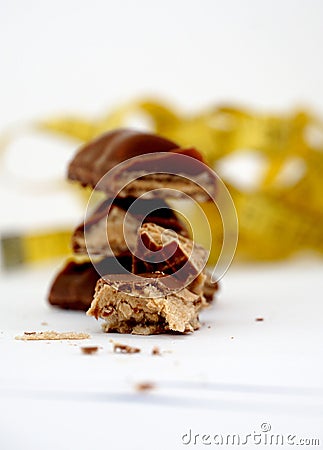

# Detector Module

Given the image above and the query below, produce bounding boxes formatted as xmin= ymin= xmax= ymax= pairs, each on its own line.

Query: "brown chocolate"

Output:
xmin=68 ymin=129 xmax=179 ymax=188
xmin=152 ymin=346 xmax=161 ymax=356
xmin=67 ymin=129 xmax=215 ymax=201
xmin=81 ymin=346 xmax=99 ymax=355
xmin=132 ymin=223 xmax=208 ymax=285
xmin=101 ymin=148 xmax=216 ymax=201
xmin=48 ymin=256 xmax=132 ymax=311
xmin=99 ymin=271 xmax=185 ymax=296
xmin=135 ymin=382 xmax=155 ymax=392
xmin=72 ymin=197 xmax=189 ymax=256
xmin=112 ymin=342 xmax=141 ymax=354
xmin=131 ymin=223 xmax=218 ymax=301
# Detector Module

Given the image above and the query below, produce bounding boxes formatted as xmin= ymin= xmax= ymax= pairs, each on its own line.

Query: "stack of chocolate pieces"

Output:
xmin=48 ymin=129 xmax=218 ymax=334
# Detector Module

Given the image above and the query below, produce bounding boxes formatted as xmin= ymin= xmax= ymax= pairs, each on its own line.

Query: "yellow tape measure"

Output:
xmin=1 ymin=230 xmax=72 ymax=269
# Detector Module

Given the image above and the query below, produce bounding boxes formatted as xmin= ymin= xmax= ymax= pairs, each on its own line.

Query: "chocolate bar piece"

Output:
xmin=132 ymin=222 xmax=208 ymax=285
xmin=48 ymin=256 xmax=132 ymax=311
xmin=107 ymin=148 xmax=216 ymax=201
xmin=68 ymin=129 xmax=216 ymax=201
xmin=72 ymin=197 xmax=189 ymax=256
xmin=68 ymin=129 xmax=179 ymax=188
xmin=87 ymin=273 xmax=206 ymax=335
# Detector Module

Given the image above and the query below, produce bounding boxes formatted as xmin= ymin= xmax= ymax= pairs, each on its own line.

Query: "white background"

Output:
xmin=0 ymin=1 xmax=323 ymax=449
xmin=1 ymin=0 xmax=323 ymax=125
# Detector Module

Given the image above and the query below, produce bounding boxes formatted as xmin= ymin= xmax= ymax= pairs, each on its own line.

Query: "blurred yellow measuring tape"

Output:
xmin=2 ymin=99 xmax=323 ymax=267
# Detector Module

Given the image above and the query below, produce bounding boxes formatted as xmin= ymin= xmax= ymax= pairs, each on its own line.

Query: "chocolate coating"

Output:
xmin=48 ymin=256 xmax=132 ymax=311
xmin=132 ymin=223 xmax=208 ymax=284
xmin=68 ymin=129 xmax=179 ymax=188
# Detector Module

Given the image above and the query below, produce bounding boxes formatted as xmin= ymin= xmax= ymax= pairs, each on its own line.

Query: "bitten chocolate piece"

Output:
xmin=87 ymin=273 xmax=206 ymax=335
xmin=132 ymin=222 xmax=208 ymax=285
xmin=67 ymin=129 xmax=215 ymax=201
xmin=48 ymin=256 xmax=132 ymax=311
xmin=72 ymin=197 xmax=189 ymax=256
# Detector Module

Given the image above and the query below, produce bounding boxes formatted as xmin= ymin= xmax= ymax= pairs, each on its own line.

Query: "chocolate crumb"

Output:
xmin=230 ymin=336 xmax=234 ymax=339
xmin=135 ymin=382 xmax=155 ymax=392
xmin=152 ymin=346 xmax=161 ymax=356
xmin=81 ymin=346 xmax=99 ymax=355
xmin=255 ymin=317 xmax=264 ymax=322
xmin=112 ymin=342 xmax=140 ymax=354
xmin=24 ymin=332 xmax=36 ymax=335
xmin=207 ymin=325 xmax=211 ymax=329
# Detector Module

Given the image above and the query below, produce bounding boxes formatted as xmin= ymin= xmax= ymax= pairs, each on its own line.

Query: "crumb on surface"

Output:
xmin=230 ymin=336 xmax=234 ymax=339
xmin=41 ymin=322 xmax=48 ymax=326
xmin=81 ymin=346 xmax=99 ymax=355
xmin=152 ymin=346 xmax=161 ymax=356
xmin=135 ymin=382 xmax=155 ymax=392
xmin=15 ymin=331 xmax=91 ymax=341
xmin=255 ymin=317 xmax=264 ymax=322
xmin=111 ymin=341 xmax=141 ymax=354
xmin=207 ymin=325 xmax=211 ymax=329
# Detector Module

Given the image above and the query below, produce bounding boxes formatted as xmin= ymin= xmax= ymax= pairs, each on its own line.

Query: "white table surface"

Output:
xmin=0 ymin=258 xmax=322 ymax=450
